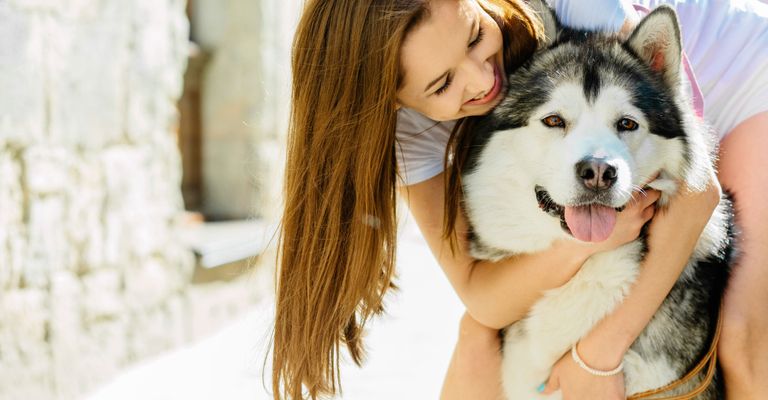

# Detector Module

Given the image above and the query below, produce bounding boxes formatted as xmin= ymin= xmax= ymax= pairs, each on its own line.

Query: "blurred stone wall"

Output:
xmin=192 ymin=0 xmax=297 ymax=220
xmin=0 ymin=1 xmax=194 ymax=399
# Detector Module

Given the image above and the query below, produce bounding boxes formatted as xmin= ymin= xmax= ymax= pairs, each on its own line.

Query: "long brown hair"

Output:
xmin=273 ymin=1 xmax=542 ymax=399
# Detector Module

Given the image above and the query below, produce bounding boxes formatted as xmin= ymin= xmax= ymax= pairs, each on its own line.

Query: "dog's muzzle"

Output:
xmin=535 ymin=185 xmax=627 ymax=242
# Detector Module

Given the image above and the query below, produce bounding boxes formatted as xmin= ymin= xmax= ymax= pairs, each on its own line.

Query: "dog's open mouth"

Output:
xmin=535 ymin=186 xmax=625 ymax=243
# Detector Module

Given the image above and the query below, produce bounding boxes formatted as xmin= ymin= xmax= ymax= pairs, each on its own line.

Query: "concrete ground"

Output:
xmin=84 ymin=214 xmax=466 ymax=400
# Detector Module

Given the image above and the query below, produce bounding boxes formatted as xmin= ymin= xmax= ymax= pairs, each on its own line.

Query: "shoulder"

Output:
xmin=546 ymin=0 xmax=634 ymax=31
xmin=395 ymin=108 xmax=457 ymax=186
xmin=396 ymin=108 xmax=456 ymax=149
xmin=397 ymin=108 xmax=456 ymax=136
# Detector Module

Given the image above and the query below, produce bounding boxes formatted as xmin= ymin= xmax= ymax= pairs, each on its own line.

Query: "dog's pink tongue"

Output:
xmin=564 ymin=205 xmax=617 ymax=242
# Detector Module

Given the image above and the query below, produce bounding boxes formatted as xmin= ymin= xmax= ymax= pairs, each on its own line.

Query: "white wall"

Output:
xmin=0 ymin=1 xmax=194 ymax=398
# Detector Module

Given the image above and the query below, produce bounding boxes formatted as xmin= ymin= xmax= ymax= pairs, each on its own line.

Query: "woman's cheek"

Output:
xmin=431 ymin=97 xmax=456 ymax=121
xmin=453 ymin=94 xmax=463 ymax=112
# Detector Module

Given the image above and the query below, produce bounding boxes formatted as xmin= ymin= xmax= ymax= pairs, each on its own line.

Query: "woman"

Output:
xmin=272 ymin=0 xmax=768 ymax=399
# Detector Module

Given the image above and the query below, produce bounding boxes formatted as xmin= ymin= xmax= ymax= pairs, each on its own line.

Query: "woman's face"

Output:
xmin=397 ymin=0 xmax=506 ymax=121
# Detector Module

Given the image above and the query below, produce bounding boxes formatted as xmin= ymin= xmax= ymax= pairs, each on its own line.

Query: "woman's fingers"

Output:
xmin=634 ymin=188 xmax=661 ymax=209
xmin=619 ymin=189 xmax=659 ymax=220
xmin=541 ymin=374 xmax=559 ymax=395
xmin=642 ymin=202 xmax=656 ymax=222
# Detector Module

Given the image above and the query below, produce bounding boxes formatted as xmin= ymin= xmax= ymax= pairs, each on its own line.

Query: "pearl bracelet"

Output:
xmin=570 ymin=342 xmax=624 ymax=377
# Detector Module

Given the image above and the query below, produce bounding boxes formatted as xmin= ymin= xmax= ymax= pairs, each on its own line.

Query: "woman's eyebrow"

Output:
xmin=422 ymin=17 xmax=479 ymax=94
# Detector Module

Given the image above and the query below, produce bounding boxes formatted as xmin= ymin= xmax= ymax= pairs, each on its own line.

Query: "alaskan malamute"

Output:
xmin=460 ymin=2 xmax=735 ymax=399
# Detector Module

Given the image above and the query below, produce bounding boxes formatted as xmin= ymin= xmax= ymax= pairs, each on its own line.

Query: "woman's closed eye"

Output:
xmin=435 ymin=74 xmax=453 ymax=96
xmin=469 ymin=25 xmax=485 ymax=49
xmin=433 ymin=26 xmax=485 ymax=97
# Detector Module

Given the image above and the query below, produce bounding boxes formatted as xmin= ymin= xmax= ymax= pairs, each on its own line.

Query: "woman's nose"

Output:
xmin=460 ymin=58 xmax=494 ymax=98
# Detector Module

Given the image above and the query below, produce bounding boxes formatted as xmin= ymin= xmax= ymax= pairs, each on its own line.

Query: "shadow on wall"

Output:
xmin=179 ymin=0 xmax=298 ymax=222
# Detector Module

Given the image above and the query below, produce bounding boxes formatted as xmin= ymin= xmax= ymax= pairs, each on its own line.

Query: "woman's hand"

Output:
xmin=645 ymin=176 xmax=721 ymax=255
xmin=541 ymin=348 xmax=625 ymax=400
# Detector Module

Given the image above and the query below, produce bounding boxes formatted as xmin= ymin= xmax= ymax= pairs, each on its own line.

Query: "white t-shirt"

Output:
xmin=395 ymin=0 xmax=768 ymax=186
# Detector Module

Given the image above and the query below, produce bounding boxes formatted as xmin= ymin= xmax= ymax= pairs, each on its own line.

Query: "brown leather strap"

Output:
xmin=628 ymin=303 xmax=723 ymax=400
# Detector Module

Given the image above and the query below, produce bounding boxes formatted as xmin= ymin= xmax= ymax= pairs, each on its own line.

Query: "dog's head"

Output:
xmin=462 ymin=2 xmax=713 ymax=256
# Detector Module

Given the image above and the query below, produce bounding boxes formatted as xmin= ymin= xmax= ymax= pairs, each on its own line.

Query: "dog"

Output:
xmin=459 ymin=2 xmax=736 ymax=399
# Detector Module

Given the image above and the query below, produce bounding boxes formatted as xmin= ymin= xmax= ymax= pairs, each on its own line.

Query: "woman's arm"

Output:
xmin=716 ymin=112 xmax=768 ymax=398
xmin=400 ymin=171 xmax=658 ymax=329
xmin=578 ymin=173 xmax=722 ymax=368
xmin=543 ymin=171 xmax=722 ymax=398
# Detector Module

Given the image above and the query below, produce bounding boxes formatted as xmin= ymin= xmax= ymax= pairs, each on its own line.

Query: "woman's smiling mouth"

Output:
xmin=464 ymin=64 xmax=503 ymax=106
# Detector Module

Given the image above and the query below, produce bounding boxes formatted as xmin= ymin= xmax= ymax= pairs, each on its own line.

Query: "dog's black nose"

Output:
xmin=576 ymin=157 xmax=617 ymax=191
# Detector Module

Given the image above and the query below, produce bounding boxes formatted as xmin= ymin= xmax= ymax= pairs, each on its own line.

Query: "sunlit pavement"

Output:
xmin=85 ymin=213 xmax=465 ymax=400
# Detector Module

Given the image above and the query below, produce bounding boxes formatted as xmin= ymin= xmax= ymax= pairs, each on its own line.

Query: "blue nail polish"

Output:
xmin=537 ymin=383 xmax=546 ymax=393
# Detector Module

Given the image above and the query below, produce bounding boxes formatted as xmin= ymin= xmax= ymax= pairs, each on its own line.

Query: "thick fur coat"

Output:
xmin=460 ymin=2 xmax=736 ymax=398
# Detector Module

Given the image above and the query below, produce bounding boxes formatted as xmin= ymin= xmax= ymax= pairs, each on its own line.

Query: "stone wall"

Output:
xmin=192 ymin=0 xmax=297 ymax=220
xmin=0 ymin=1 xmax=194 ymax=399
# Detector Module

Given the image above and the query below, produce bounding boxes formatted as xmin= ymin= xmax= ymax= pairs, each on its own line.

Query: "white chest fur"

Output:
xmin=500 ymin=240 xmax=667 ymax=399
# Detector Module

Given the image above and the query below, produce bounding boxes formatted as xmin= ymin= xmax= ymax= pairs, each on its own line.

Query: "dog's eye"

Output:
xmin=617 ymin=118 xmax=639 ymax=132
xmin=542 ymin=115 xmax=565 ymax=128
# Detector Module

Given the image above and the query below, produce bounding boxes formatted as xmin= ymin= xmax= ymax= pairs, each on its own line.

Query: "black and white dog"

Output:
xmin=460 ymin=2 xmax=736 ymax=398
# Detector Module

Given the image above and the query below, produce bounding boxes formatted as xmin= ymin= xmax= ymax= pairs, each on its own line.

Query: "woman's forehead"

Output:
xmin=399 ymin=0 xmax=476 ymax=94
xmin=410 ymin=0 xmax=475 ymax=44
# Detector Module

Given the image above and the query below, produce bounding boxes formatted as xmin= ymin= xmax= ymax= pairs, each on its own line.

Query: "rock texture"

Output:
xmin=0 ymin=1 xmax=195 ymax=398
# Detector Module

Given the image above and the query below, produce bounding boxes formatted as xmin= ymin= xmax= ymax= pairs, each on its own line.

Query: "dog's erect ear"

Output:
xmin=626 ymin=5 xmax=682 ymax=87
xmin=526 ymin=0 xmax=558 ymax=47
